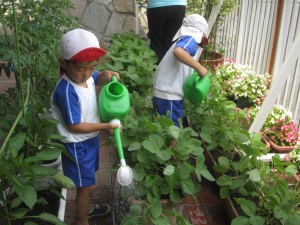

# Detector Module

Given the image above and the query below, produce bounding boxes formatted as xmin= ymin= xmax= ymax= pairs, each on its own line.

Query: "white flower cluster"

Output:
xmin=264 ymin=104 xmax=293 ymax=127
xmin=216 ymin=61 xmax=271 ymax=104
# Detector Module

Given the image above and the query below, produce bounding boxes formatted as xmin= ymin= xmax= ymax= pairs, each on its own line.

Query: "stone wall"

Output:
xmin=67 ymin=0 xmax=143 ymax=48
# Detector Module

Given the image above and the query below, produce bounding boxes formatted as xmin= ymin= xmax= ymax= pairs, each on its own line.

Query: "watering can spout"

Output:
xmin=111 ymin=75 xmax=117 ymax=82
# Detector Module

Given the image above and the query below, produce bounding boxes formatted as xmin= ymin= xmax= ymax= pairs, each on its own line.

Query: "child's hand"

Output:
xmin=107 ymin=119 xmax=122 ymax=135
xmin=104 ymin=70 xmax=120 ymax=81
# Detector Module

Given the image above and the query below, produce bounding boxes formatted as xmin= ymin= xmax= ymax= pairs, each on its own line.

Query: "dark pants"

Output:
xmin=147 ymin=5 xmax=186 ymax=64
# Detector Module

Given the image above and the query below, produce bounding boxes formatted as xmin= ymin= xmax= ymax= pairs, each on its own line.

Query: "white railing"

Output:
xmin=217 ymin=0 xmax=300 ymax=129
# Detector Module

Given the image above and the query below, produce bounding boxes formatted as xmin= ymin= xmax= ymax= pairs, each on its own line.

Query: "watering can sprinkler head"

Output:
xmin=110 ymin=119 xmax=133 ymax=186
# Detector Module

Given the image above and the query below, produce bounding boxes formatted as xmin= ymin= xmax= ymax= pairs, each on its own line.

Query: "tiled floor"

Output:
xmin=64 ymin=130 xmax=231 ymax=225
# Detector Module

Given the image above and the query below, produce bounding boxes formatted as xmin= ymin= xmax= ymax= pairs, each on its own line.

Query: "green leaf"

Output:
xmin=14 ymin=184 xmax=37 ymax=209
xmin=170 ymin=190 xmax=181 ymax=203
xmin=285 ymin=165 xmax=298 ymax=176
xmin=181 ymin=179 xmax=195 ymax=194
xmin=217 ymin=156 xmax=229 ymax=168
xmin=26 ymin=149 xmax=62 ymax=163
xmin=29 ymin=165 xmax=57 ymax=175
xmin=247 ymin=169 xmax=261 ymax=182
xmin=11 ymin=208 xmax=29 ymax=218
xmin=150 ymin=202 xmax=162 ymax=218
xmin=142 ymin=134 xmax=164 ymax=154
xmin=200 ymin=132 xmax=212 ymax=143
xmin=151 ymin=217 xmax=169 ymax=225
xmin=128 ymin=142 xmax=141 ymax=151
xmin=179 ymin=164 xmax=191 ymax=179
xmin=219 ymin=186 xmax=229 ymax=198
xmin=167 ymin=125 xmax=180 ymax=139
xmin=52 ymin=174 xmax=75 ymax=189
xmin=199 ymin=168 xmax=215 ymax=181
xmin=160 ymin=183 xmax=170 ymax=195
xmin=36 ymin=212 xmax=66 ymax=225
xmin=9 ymin=132 xmax=26 ymax=157
xmin=231 ymin=216 xmax=251 ymax=225
xmin=249 ymin=215 xmax=265 ymax=225
xmin=163 ymin=165 xmax=175 ymax=176
xmin=156 ymin=149 xmax=172 ymax=161
xmin=216 ymin=175 xmax=232 ymax=186
xmin=239 ymin=199 xmax=257 ymax=216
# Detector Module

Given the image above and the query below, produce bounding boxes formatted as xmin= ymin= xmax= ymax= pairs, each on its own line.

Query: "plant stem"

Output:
xmin=0 ymin=3 xmax=9 ymax=38
xmin=0 ymin=79 xmax=30 ymax=156
xmin=11 ymin=0 xmax=25 ymax=108
xmin=0 ymin=182 xmax=11 ymax=225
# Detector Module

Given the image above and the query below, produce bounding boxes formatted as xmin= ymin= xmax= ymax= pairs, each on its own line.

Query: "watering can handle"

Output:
xmin=192 ymin=71 xmax=212 ymax=86
xmin=110 ymin=119 xmax=124 ymax=160
xmin=114 ymin=127 xmax=124 ymax=160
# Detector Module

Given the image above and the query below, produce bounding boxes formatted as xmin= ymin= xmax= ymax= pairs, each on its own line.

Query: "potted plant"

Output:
xmin=217 ymin=154 xmax=300 ymax=225
xmin=286 ymin=145 xmax=300 ymax=171
xmin=0 ymin=1 xmax=78 ymax=224
xmin=260 ymin=104 xmax=299 ymax=153
xmin=187 ymin=0 xmax=236 ymax=64
xmin=215 ymin=59 xmax=271 ymax=109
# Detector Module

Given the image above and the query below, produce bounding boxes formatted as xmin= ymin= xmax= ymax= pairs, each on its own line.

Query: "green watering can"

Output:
xmin=183 ymin=71 xmax=211 ymax=104
xmin=98 ymin=76 xmax=132 ymax=186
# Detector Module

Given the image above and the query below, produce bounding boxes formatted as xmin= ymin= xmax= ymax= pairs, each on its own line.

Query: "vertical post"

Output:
xmin=235 ymin=0 xmax=247 ymax=63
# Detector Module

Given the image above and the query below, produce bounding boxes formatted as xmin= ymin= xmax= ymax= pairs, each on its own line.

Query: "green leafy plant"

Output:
xmin=120 ymin=113 xmax=214 ymax=224
xmin=226 ymin=157 xmax=300 ymax=225
xmin=0 ymin=0 xmax=78 ymax=224
xmin=288 ymin=145 xmax=300 ymax=170
xmin=0 ymin=0 xmax=78 ymax=106
xmin=186 ymin=0 xmax=236 ymax=52
xmin=101 ymin=31 xmax=157 ymax=96
xmin=103 ymin=32 xmax=214 ymax=224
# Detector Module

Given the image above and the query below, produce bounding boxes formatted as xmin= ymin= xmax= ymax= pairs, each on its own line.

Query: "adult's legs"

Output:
xmin=147 ymin=7 xmax=167 ymax=63
xmin=163 ymin=6 xmax=186 ymax=54
xmin=147 ymin=6 xmax=186 ymax=64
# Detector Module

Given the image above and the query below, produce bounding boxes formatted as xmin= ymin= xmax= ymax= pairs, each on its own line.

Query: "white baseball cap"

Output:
xmin=172 ymin=14 xmax=208 ymax=43
xmin=60 ymin=29 xmax=107 ymax=62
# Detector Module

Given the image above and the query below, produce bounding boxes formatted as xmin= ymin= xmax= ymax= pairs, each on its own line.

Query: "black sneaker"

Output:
xmin=87 ymin=203 xmax=111 ymax=219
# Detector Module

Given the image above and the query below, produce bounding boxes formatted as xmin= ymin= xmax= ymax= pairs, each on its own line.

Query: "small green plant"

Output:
xmin=289 ymin=145 xmax=300 ymax=170
xmin=216 ymin=154 xmax=300 ymax=225
xmin=101 ymin=32 xmax=157 ymax=97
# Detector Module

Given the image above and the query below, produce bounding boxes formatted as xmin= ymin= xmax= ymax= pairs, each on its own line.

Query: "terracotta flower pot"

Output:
xmin=263 ymin=135 xmax=296 ymax=153
xmin=224 ymin=197 xmax=238 ymax=222
xmin=199 ymin=51 xmax=224 ymax=70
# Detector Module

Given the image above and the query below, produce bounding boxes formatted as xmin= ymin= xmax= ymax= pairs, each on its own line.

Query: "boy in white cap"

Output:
xmin=153 ymin=14 xmax=209 ymax=127
xmin=51 ymin=29 xmax=120 ymax=225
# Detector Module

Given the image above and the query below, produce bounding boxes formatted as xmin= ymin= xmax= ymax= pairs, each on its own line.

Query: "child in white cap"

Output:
xmin=51 ymin=29 xmax=120 ymax=225
xmin=153 ymin=14 xmax=209 ymax=128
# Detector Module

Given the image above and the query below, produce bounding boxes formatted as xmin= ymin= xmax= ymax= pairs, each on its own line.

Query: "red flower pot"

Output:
xmin=263 ymin=135 xmax=296 ymax=153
